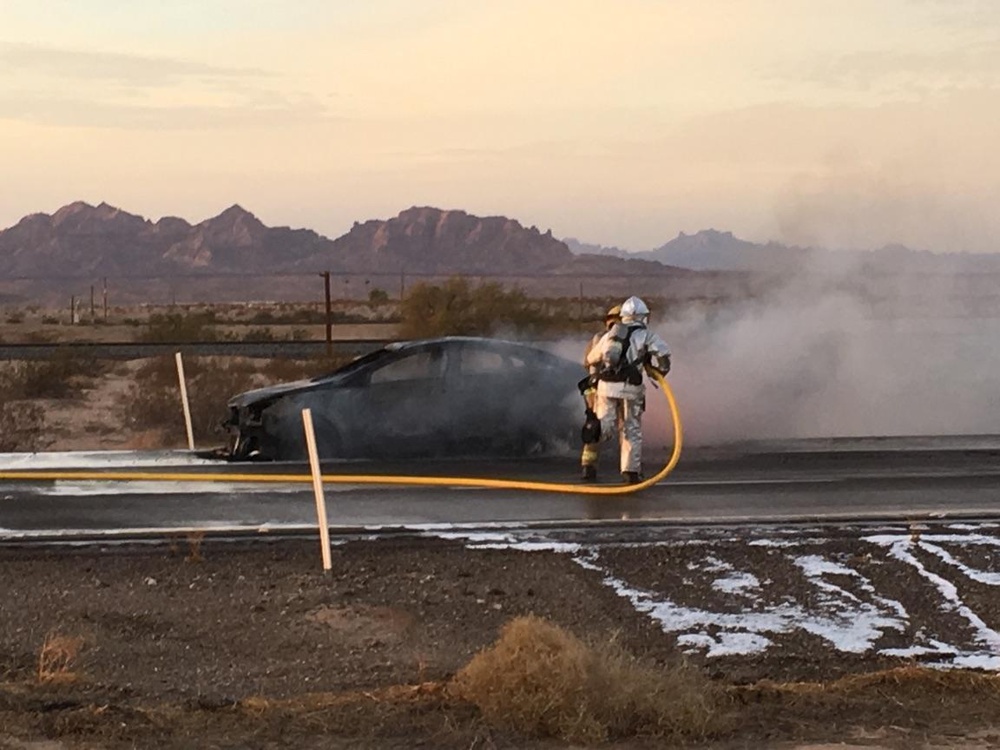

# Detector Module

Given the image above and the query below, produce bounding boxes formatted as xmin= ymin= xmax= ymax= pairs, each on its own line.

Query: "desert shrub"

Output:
xmin=5 ymin=311 xmax=24 ymax=324
xmin=247 ymin=309 xmax=276 ymax=325
xmin=40 ymin=315 xmax=59 ymax=325
xmin=37 ymin=631 xmax=85 ymax=684
xmin=0 ymin=401 xmax=48 ymax=451
xmin=22 ymin=330 xmax=56 ymax=344
xmin=139 ymin=311 xmax=219 ymax=343
xmin=120 ymin=354 xmax=358 ymax=446
xmin=242 ymin=326 xmax=277 ymax=341
xmin=0 ymin=352 xmax=97 ymax=400
xmin=451 ymin=615 xmax=719 ymax=743
xmin=121 ymin=356 xmax=263 ymax=444
xmin=398 ymin=278 xmax=555 ymax=338
xmin=368 ymin=288 xmax=390 ymax=306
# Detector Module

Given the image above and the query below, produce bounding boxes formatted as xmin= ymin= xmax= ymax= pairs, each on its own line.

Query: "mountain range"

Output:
xmin=0 ymin=202 xmax=691 ymax=281
xmin=4 ymin=201 xmax=996 ymax=283
xmin=4 ymin=201 xmax=998 ymax=309
xmin=565 ymin=231 xmax=1000 ymax=274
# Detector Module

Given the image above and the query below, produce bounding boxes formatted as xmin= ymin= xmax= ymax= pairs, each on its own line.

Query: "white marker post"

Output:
xmin=174 ymin=352 xmax=195 ymax=451
xmin=302 ymin=408 xmax=332 ymax=572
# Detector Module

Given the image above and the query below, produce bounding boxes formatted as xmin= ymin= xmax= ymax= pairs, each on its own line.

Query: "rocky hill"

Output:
xmin=320 ymin=207 xmax=572 ymax=274
xmin=0 ymin=203 xmax=690 ymax=280
xmin=0 ymin=202 xmax=327 ymax=278
xmin=572 ymin=228 xmax=1000 ymax=275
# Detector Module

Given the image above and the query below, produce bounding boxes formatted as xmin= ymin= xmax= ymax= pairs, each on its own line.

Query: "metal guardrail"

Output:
xmin=0 ymin=339 xmax=396 ymax=361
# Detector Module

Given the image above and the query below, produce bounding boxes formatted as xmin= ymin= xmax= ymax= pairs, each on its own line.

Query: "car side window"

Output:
xmin=369 ymin=350 xmax=443 ymax=384
xmin=459 ymin=347 xmax=508 ymax=374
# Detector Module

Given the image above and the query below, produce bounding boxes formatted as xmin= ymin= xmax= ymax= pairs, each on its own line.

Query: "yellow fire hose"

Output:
xmin=0 ymin=371 xmax=681 ymax=495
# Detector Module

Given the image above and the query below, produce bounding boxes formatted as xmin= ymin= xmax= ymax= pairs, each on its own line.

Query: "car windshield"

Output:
xmin=309 ymin=348 xmax=388 ymax=382
xmin=309 ymin=340 xmax=565 ymax=384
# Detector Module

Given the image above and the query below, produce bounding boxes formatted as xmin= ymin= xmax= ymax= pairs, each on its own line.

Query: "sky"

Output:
xmin=2 ymin=0 xmax=1000 ymax=252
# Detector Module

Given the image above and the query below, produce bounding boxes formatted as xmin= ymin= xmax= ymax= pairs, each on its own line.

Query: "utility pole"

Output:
xmin=320 ymin=271 xmax=332 ymax=357
xmin=70 ymin=295 xmax=76 ymax=325
xmin=399 ymin=269 xmax=405 ymax=300
xmin=102 ymin=277 xmax=108 ymax=320
xmin=90 ymin=285 xmax=95 ymax=318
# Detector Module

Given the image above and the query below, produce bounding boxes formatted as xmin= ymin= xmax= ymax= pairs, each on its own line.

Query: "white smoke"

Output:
xmin=640 ymin=275 xmax=1000 ymax=448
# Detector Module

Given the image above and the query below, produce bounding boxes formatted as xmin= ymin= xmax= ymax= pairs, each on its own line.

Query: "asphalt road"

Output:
xmin=2 ymin=436 xmax=1000 ymax=540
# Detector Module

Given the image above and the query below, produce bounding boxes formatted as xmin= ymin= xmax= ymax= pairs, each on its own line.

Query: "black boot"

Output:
xmin=621 ymin=471 xmax=641 ymax=484
xmin=581 ymin=465 xmax=597 ymax=482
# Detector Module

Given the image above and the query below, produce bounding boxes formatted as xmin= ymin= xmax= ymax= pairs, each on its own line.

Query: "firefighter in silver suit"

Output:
xmin=580 ymin=296 xmax=671 ymax=484
xmin=582 ymin=304 xmax=622 ymax=411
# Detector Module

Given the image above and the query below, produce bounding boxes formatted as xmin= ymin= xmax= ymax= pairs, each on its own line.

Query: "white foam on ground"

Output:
xmin=471 ymin=540 xmax=584 ymax=554
xmin=587 ymin=551 xmax=908 ymax=657
xmin=866 ymin=533 xmax=1000 ymax=547
xmin=712 ymin=572 xmax=760 ymax=595
xmin=952 ymin=654 xmax=1000 ymax=669
xmin=948 ymin=523 xmax=994 ymax=531
xmin=872 ymin=535 xmax=1000 ymax=652
xmin=919 ymin=542 xmax=1000 ymax=586
xmin=794 ymin=554 xmax=909 ymax=619
xmin=677 ymin=631 xmax=772 ymax=657
xmin=0 ymin=451 xmax=220 ymax=470
xmin=430 ymin=531 xmax=516 ymax=543
xmin=0 ymin=523 xmax=292 ymax=538
xmin=702 ymin=555 xmax=732 ymax=573
xmin=748 ymin=538 xmax=831 ymax=547
xmin=36 ymin=481 xmax=306 ymax=496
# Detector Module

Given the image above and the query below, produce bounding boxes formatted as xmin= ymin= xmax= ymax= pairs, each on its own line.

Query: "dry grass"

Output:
xmin=450 ymin=614 xmax=720 ymax=744
xmin=0 ymin=356 xmax=97 ymax=400
xmin=9 ymin=653 xmax=1000 ymax=747
xmin=121 ymin=356 xmax=260 ymax=443
xmin=185 ymin=531 xmax=205 ymax=563
xmin=120 ymin=428 xmax=170 ymax=450
xmin=37 ymin=632 xmax=86 ymax=684
xmin=0 ymin=401 xmax=48 ymax=452
xmin=229 ymin=682 xmax=481 ymax=742
xmin=747 ymin=665 xmax=1000 ymax=700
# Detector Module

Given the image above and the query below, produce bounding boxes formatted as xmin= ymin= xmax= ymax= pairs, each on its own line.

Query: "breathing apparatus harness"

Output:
xmin=600 ymin=323 xmax=646 ymax=386
xmin=577 ymin=323 xmax=647 ymax=444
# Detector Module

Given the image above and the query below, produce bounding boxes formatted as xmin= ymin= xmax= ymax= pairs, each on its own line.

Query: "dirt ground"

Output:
xmin=2 ymin=537 xmax=1000 ymax=749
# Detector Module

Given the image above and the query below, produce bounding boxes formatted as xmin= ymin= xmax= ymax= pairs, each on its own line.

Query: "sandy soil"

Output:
xmin=2 ymin=536 xmax=1000 ymax=749
xmin=0 ymin=307 xmax=399 ymax=345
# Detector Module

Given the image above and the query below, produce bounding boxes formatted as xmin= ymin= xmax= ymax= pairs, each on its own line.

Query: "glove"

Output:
xmin=646 ymin=353 xmax=670 ymax=375
xmin=581 ymin=409 xmax=601 ymax=444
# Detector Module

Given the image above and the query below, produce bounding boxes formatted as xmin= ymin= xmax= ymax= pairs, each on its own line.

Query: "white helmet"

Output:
xmin=620 ymin=296 xmax=649 ymax=324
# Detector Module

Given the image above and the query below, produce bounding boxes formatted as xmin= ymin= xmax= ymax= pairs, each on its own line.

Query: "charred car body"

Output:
xmin=224 ymin=337 xmax=582 ymax=461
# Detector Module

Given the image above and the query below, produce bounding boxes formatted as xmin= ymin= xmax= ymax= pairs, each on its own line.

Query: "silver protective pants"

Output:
xmin=580 ymin=393 xmax=644 ymax=473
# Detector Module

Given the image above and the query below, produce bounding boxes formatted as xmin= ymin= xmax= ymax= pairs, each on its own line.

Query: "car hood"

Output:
xmin=227 ymin=378 xmax=326 ymax=408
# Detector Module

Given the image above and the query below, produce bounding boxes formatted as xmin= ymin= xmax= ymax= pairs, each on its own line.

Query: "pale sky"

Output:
xmin=2 ymin=0 xmax=999 ymax=252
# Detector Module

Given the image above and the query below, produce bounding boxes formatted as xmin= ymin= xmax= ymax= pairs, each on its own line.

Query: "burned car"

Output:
xmin=224 ymin=337 xmax=583 ymax=461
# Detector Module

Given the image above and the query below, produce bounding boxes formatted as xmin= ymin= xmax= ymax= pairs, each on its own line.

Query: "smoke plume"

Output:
xmin=639 ymin=269 xmax=1000 ymax=448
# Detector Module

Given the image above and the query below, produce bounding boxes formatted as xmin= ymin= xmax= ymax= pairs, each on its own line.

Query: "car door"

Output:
xmin=354 ymin=345 xmax=450 ymax=457
xmin=445 ymin=342 xmax=526 ymax=452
